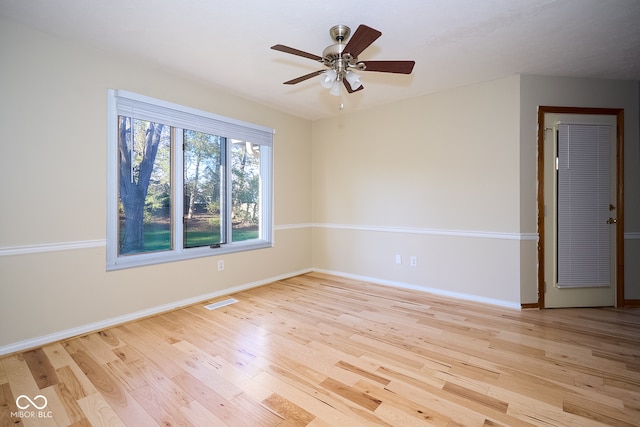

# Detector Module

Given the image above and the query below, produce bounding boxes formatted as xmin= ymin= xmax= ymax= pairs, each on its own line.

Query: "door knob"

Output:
xmin=606 ymin=217 xmax=617 ymax=224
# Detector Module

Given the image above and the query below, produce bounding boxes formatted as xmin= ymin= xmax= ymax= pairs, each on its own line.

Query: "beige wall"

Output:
xmin=312 ymin=77 xmax=521 ymax=230
xmin=0 ymin=19 xmax=313 ymax=350
xmin=312 ymin=76 xmax=525 ymax=307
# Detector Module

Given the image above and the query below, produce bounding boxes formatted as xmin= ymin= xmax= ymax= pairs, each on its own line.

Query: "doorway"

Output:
xmin=537 ymin=107 xmax=624 ymax=308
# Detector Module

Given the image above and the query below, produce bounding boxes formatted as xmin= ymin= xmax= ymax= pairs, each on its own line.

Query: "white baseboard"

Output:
xmin=312 ymin=268 xmax=522 ymax=310
xmin=0 ymin=268 xmax=313 ymax=356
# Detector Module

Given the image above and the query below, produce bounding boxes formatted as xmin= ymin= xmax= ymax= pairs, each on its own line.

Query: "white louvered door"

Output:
xmin=557 ymin=123 xmax=611 ymax=288
xmin=543 ymin=114 xmax=616 ymax=308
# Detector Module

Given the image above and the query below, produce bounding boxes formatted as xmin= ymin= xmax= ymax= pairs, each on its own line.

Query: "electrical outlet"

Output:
xmin=217 ymin=260 xmax=224 ymax=271
xmin=410 ymin=256 xmax=417 ymax=267
xmin=395 ymin=254 xmax=402 ymax=265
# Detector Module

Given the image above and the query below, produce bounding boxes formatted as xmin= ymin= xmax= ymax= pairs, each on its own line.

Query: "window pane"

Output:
xmin=183 ymin=130 xmax=223 ymax=248
xmin=231 ymin=140 xmax=260 ymax=241
xmin=118 ymin=117 xmax=172 ymax=255
xmin=109 ymin=90 xmax=273 ymax=270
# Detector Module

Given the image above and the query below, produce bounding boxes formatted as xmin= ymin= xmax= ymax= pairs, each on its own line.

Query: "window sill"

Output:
xmin=106 ymin=240 xmax=272 ymax=271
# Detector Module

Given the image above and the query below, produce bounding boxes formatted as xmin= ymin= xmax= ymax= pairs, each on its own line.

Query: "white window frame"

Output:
xmin=106 ymin=89 xmax=274 ymax=270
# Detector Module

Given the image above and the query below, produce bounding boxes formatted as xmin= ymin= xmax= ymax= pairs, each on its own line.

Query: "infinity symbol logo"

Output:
xmin=16 ymin=395 xmax=48 ymax=410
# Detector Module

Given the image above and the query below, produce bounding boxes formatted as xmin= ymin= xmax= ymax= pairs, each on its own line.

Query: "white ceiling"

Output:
xmin=1 ymin=0 xmax=639 ymax=120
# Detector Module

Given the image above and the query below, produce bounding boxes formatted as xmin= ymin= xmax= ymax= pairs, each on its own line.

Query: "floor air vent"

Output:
xmin=204 ymin=298 xmax=238 ymax=311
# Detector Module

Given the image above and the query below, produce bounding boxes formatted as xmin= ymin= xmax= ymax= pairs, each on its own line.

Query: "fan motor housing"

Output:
xmin=322 ymin=43 xmax=345 ymax=62
xmin=323 ymin=25 xmax=361 ymax=70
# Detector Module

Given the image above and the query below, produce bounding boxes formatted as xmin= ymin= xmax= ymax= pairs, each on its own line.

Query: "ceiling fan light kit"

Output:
xmin=345 ymin=71 xmax=363 ymax=90
xmin=320 ymin=69 xmax=337 ymax=89
xmin=271 ymin=24 xmax=415 ymax=99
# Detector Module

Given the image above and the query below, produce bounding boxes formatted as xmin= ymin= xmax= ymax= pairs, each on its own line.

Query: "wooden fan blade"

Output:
xmin=344 ymin=25 xmax=382 ymax=57
xmin=283 ymin=70 xmax=325 ymax=85
xmin=271 ymin=44 xmax=323 ymax=62
xmin=343 ymin=79 xmax=364 ymax=94
xmin=361 ymin=60 xmax=415 ymax=74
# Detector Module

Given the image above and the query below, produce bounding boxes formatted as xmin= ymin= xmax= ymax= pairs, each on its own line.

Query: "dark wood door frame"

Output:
xmin=537 ymin=106 xmax=625 ymax=308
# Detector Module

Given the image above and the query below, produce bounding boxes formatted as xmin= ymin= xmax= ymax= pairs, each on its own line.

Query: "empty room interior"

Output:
xmin=1 ymin=0 xmax=640 ymax=425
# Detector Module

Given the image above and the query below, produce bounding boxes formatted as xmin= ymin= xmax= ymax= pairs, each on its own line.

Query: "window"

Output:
xmin=107 ymin=90 xmax=273 ymax=270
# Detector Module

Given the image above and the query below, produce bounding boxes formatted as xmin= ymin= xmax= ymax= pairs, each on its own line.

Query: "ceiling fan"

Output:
xmin=271 ymin=24 xmax=415 ymax=96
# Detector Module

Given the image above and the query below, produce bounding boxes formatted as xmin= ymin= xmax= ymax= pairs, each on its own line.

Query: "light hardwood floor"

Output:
xmin=1 ymin=272 xmax=639 ymax=426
